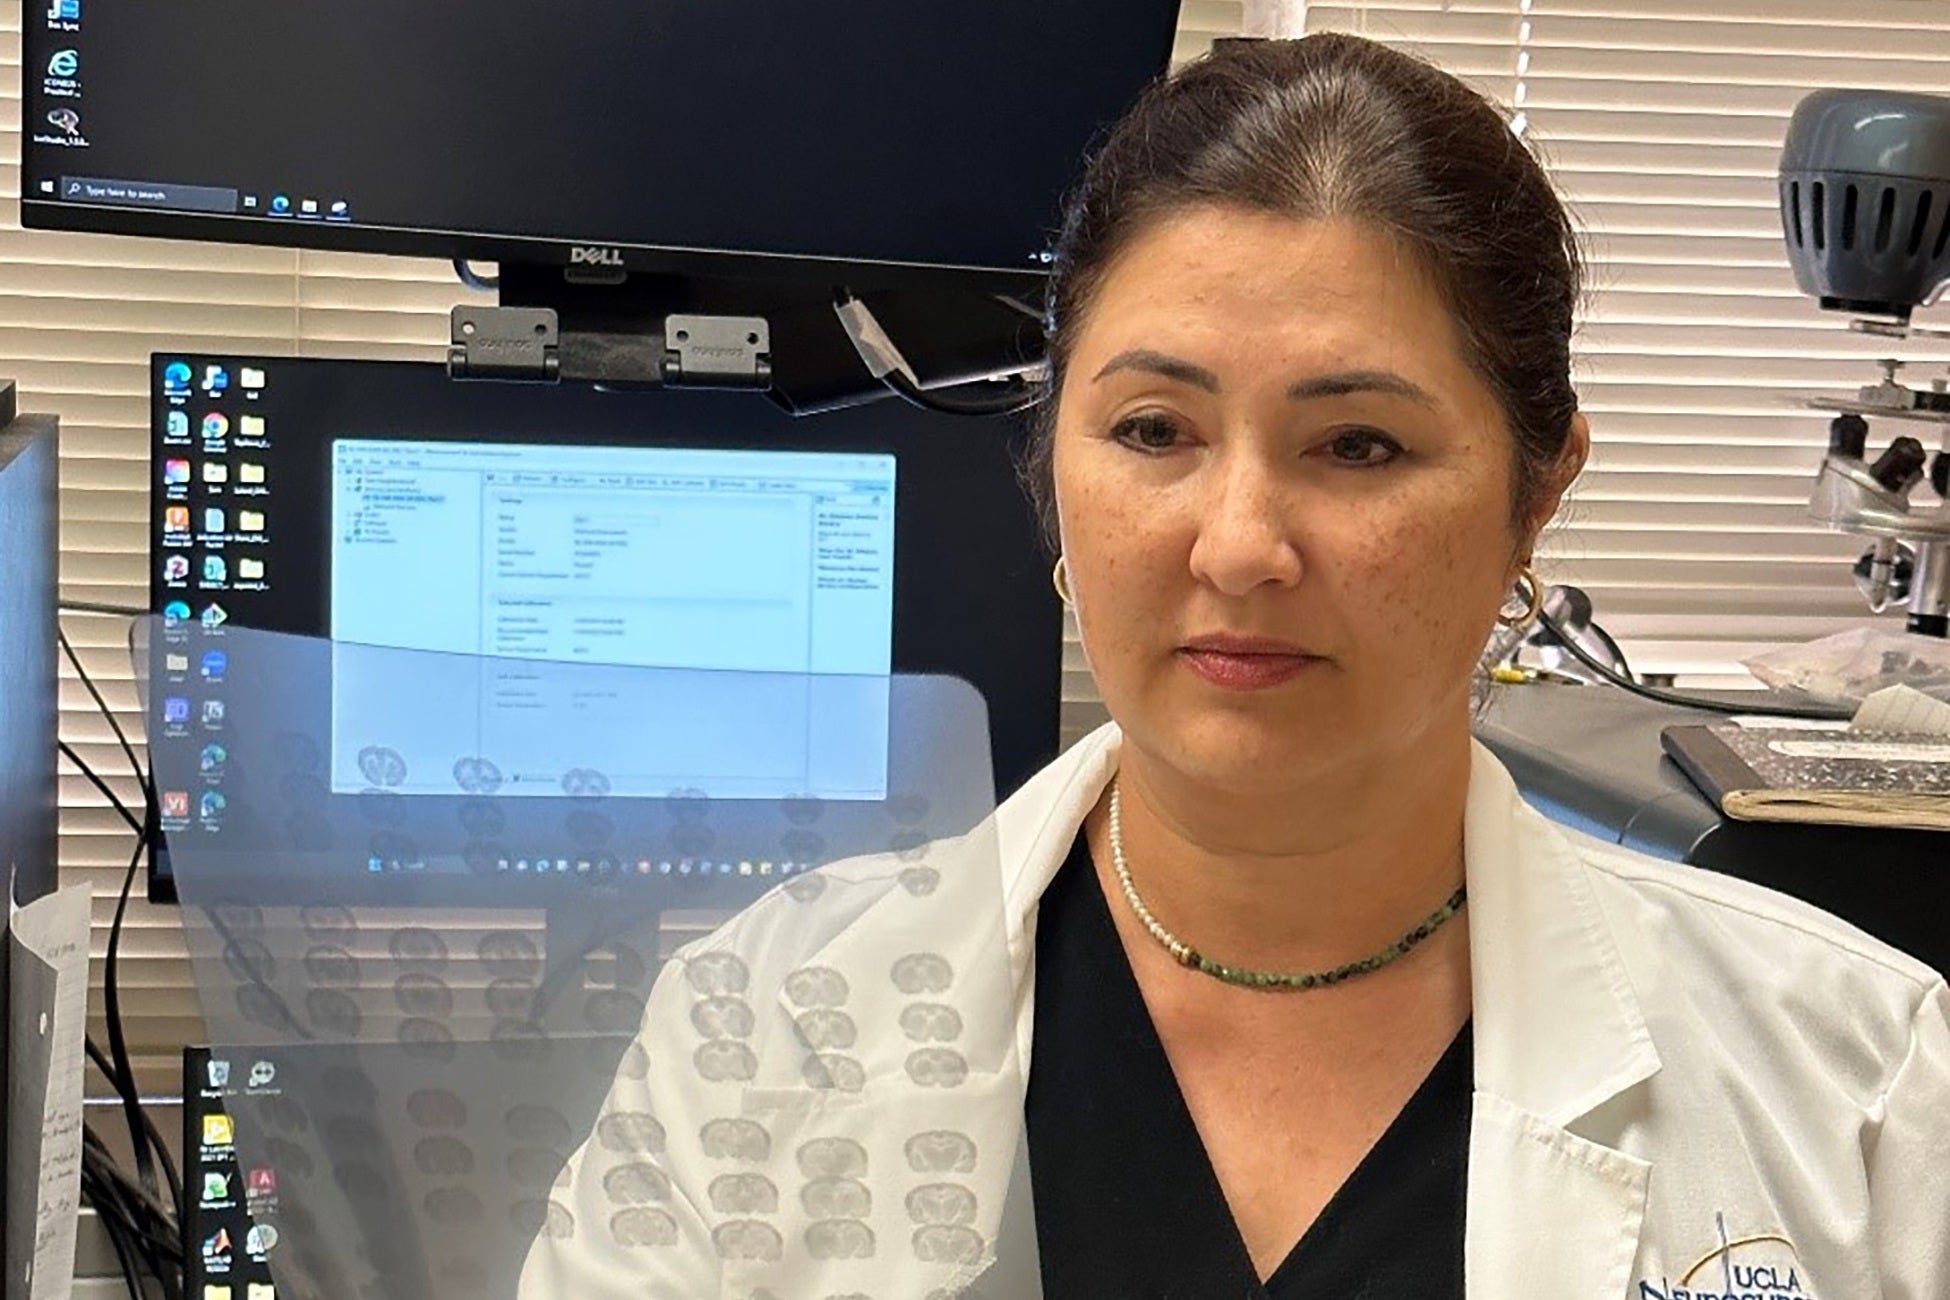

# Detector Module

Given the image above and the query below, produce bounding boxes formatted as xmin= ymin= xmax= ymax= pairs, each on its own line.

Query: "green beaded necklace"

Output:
xmin=1107 ymin=781 xmax=1467 ymax=991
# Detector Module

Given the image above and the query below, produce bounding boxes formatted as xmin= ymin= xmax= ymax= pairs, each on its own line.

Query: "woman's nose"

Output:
xmin=1186 ymin=453 xmax=1304 ymax=596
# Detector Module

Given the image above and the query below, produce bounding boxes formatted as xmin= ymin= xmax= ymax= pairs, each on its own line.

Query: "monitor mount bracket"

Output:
xmin=442 ymin=262 xmax=1043 ymax=415
xmin=448 ymin=304 xmax=772 ymax=391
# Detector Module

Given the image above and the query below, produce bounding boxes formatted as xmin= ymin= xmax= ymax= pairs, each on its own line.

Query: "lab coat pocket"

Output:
xmin=1466 ymin=1091 xmax=1651 ymax=1298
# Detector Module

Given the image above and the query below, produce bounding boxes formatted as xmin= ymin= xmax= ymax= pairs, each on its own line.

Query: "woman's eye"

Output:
xmin=1325 ymin=429 xmax=1402 ymax=467
xmin=1110 ymin=413 xmax=1185 ymax=453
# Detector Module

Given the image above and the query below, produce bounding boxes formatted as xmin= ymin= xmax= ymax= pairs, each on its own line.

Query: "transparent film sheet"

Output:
xmin=136 ymin=620 xmax=1041 ymax=1300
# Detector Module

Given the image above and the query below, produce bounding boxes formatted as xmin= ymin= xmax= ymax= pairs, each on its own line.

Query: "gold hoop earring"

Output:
xmin=1497 ymin=564 xmax=1543 ymax=630
xmin=1052 ymin=556 xmax=1075 ymax=608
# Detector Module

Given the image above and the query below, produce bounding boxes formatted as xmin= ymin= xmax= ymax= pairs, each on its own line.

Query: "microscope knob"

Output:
xmin=1869 ymin=436 xmax=1928 ymax=493
xmin=1854 ymin=548 xmax=1915 ymax=601
xmin=1827 ymin=412 xmax=1870 ymax=459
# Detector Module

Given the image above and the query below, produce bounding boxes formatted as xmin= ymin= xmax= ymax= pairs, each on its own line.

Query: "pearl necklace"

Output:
xmin=1107 ymin=782 xmax=1467 ymax=991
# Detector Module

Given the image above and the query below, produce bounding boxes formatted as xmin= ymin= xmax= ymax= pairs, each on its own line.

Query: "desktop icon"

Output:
xmin=201 ymin=1227 xmax=232 ymax=1264
xmin=165 ymin=654 xmax=189 ymax=673
xmin=163 ymin=600 xmax=192 ymax=625
xmin=47 ymin=49 xmax=78 ymax=77
xmin=45 ymin=108 xmax=81 ymax=135
xmin=237 ymin=557 xmax=265 ymax=581
xmin=163 ymin=555 xmax=189 ymax=582
xmin=201 ymin=461 xmax=228 ymax=484
xmin=246 ymin=1167 xmax=276 ymax=1197
xmin=202 ymin=412 xmax=229 ymax=439
xmin=240 ymin=367 xmax=266 ymax=389
xmin=201 ymin=364 xmax=229 ymax=395
xmin=202 ymin=1114 xmax=234 ymax=1146
xmin=163 ymin=458 xmax=191 ymax=485
xmin=162 ymin=790 xmax=189 ymax=818
xmin=247 ymin=1060 xmax=275 ymax=1087
xmin=163 ymin=697 xmax=190 ymax=725
xmin=237 ymin=463 xmax=266 ymax=485
xmin=238 ymin=414 xmax=265 ymax=437
xmin=244 ymin=1224 xmax=278 ymax=1255
xmin=201 ymin=556 xmax=227 ymax=585
xmin=206 ymin=1057 xmax=230 ymax=1088
xmin=238 ymin=510 xmax=265 ymax=532
xmin=166 ymin=411 xmax=190 ymax=439
xmin=329 ymin=200 xmax=349 ymax=218
xmin=269 ymin=195 xmax=291 ymax=216
xmin=165 ymin=506 xmax=191 ymax=532
xmin=201 ymin=743 xmax=227 ymax=773
xmin=47 ymin=0 xmax=80 ymax=21
xmin=163 ymin=361 xmax=193 ymax=395
xmin=299 ymin=199 xmax=318 ymax=216
xmin=202 ymin=1171 xmax=230 ymax=1202
xmin=200 ymin=791 xmax=226 ymax=820
xmin=200 ymin=649 xmax=227 ymax=680
xmin=201 ymin=603 xmax=228 ymax=629
xmin=204 ymin=507 xmax=226 ymax=532
xmin=247 ymin=1285 xmax=275 ymax=1300
xmin=201 ymin=699 xmax=226 ymax=726
xmin=205 ymin=1287 xmax=231 ymax=1300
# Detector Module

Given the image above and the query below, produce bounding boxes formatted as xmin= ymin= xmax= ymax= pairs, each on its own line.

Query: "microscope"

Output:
xmin=1781 ymin=89 xmax=1950 ymax=637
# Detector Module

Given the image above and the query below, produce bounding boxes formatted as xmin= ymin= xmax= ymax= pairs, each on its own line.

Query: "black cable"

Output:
xmin=80 ymin=1129 xmax=183 ymax=1300
xmin=879 ymin=367 xmax=1042 ymax=417
xmin=80 ymin=1144 xmax=180 ymax=1265
xmin=105 ymin=830 xmax=160 ymax=1200
xmin=87 ymin=1037 xmax=183 ymax=1224
xmin=1586 ymin=620 xmax=1634 ymax=682
xmin=57 ymin=606 xmax=182 ymax=1296
xmin=1533 ymin=605 xmax=1856 ymax=721
xmin=59 ymin=742 xmax=143 ymax=837
xmin=453 ymin=258 xmax=500 ymax=291
xmin=56 ymin=626 xmax=166 ymax=1202
xmin=60 ymin=629 xmax=152 ymax=805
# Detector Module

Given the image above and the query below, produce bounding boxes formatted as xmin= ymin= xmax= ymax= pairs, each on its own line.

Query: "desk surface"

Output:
xmin=1475 ymin=682 xmax=1950 ymax=977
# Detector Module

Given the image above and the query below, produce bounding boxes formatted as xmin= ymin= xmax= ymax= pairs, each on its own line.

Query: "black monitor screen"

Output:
xmin=182 ymin=1047 xmax=281 ymax=1300
xmin=26 ymin=1 xmax=1181 ymax=277
xmin=146 ymin=355 xmax=1060 ymax=900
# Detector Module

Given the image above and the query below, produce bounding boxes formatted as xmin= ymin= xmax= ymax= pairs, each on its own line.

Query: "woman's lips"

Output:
xmin=1170 ymin=639 xmax=1326 ymax=689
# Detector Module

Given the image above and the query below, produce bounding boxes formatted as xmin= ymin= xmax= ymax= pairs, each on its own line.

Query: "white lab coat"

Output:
xmin=520 ymin=723 xmax=1950 ymax=1300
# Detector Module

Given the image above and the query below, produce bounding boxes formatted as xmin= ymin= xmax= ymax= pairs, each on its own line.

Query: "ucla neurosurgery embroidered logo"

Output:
xmin=1638 ymin=1216 xmax=1814 ymax=1300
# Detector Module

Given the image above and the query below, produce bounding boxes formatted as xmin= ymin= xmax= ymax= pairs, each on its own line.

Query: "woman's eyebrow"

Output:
xmin=1288 ymin=369 xmax=1436 ymax=406
xmin=1092 ymin=349 xmax=1219 ymax=391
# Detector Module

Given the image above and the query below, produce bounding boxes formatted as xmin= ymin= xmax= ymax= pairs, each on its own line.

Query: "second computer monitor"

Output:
xmin=147 ymin=356 xmax=1060 ymax=899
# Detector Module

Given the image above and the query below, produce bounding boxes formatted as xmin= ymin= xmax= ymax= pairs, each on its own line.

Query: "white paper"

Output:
xmin=10 ymin=884 xmax=92 ymax=1300
xmin=1849 ymin=684 xmax=1950 ymax=738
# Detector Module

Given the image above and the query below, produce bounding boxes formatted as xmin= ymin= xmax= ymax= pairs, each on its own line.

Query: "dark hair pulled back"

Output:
xmin=1025 ymin=33 xmax=1581 ymax=549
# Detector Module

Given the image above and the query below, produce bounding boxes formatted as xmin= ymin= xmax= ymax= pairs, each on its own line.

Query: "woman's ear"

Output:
xmin=1525 ymin=412 xmax=1590 ymax=548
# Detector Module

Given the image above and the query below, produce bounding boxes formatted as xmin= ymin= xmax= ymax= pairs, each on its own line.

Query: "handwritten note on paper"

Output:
xmin=8 ymin=884 xmax=91 ymax=1300
xmin=1850 ymin=684 xmax=1950 ymax=738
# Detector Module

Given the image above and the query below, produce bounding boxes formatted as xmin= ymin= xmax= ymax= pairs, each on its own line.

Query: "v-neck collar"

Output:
xmin=1026 ymin=830 xmax=1472 ymax=1299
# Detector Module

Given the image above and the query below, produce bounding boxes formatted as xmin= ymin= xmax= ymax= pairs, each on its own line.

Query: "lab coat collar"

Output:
xmin=788 ymin=719 xmax=1663 ymax=1116
xmin=992 ymin=721 xmax=1665 ymax=1126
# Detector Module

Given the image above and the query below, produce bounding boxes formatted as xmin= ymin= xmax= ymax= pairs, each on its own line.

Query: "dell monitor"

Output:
xmin=26 ymin=1 xmax=1183 ymax=284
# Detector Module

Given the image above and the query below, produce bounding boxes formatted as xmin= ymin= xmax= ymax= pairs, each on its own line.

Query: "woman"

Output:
xmin=521 ymin=34 xmax=1950 ymax=1299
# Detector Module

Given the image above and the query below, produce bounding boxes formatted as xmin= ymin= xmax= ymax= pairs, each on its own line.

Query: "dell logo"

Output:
xmin=569 ymin=246 xmax=625 ymax=267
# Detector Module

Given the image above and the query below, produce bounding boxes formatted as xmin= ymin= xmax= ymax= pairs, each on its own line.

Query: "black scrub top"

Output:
xmin=1025 ymin=832 xmax=1471 ymax=1300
